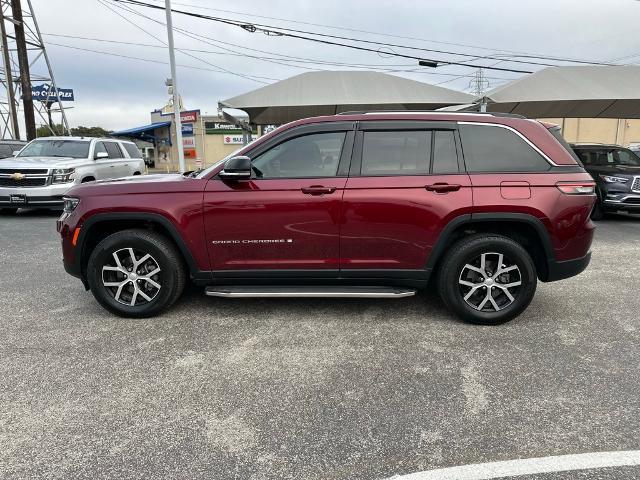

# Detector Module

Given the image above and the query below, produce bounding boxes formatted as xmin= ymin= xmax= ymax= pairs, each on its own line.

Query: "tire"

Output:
xmin=0 ymin=208 xmax=18 ymax=215
xmin=437 ymin=234 xmax=537 ymax=325
xmin=590 ymin=197 xmax=605 ymax=221
xmin=86 ymin=229 xmax=186 ymax=318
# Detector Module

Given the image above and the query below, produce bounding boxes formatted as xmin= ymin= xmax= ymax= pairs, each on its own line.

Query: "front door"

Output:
xmin=204 ymin=125 xmax=354 ymax=273
xmin=340 ymin=122 xmax=473 ymax=274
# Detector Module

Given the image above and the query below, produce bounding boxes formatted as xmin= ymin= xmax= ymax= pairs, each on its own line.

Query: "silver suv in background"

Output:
xmin=0 ymin=137 xmax=145 ymax=213
xmin=0 ymin=139 xmax=27 ymax=158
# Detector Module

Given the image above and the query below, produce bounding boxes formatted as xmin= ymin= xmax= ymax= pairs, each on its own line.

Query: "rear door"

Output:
xmin=340 ymin=121 xmax=473 ymax=274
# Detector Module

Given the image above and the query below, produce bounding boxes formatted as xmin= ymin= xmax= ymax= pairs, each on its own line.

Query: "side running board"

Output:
xmin=205 ymin=286 xmax=416 ymax=299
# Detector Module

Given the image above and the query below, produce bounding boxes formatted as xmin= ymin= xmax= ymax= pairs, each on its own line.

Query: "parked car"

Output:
xmin=0 ymin=139 xmax=27 ymax=158
xmin=570 ymin=143 xmax=640 ymax=219
xmin=0 ymin=136 xmax=145 ymax=213
xmin=57 ymin=112 xmax=596 ymax=325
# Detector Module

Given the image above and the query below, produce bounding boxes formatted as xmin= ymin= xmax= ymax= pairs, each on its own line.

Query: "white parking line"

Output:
xmin=386 ymin=450 xmax=640 ymax=480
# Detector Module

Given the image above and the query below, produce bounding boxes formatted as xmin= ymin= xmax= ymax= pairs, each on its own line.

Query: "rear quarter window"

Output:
xmin=459 ymin=124 xmax=551 ymax=173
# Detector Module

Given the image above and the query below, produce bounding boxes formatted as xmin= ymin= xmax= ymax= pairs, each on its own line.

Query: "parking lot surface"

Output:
xmin=1 ymin=210 xmax=639 ymax=480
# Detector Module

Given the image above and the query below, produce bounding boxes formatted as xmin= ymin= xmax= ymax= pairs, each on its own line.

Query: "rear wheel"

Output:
xmin=87 ymin=229 xmax=186 ymax=318
xmin=438 ymin=234 xmax=537 ymax=325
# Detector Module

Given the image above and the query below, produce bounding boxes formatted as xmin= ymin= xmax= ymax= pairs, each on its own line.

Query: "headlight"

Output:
xmin=52 ymin=168 xmax=75 ymax=184
xmin=62 ymin=197 xmax=80 ymax=213
xmin=599 ymin=175 xmax=628 ymax=184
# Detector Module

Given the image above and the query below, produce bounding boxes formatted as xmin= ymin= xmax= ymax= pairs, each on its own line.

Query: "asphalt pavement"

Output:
xmin=0 ymin=210 xmax=638 ymax=480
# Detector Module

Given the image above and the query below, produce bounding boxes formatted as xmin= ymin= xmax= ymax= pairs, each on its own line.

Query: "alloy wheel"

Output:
xmin=101 ymin=248 xmax=162 ymax=306
xmin=458 ymin=252 xmax=522 ymax=312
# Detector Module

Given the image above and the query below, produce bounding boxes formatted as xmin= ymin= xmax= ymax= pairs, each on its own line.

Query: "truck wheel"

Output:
xmin=437 ymin=234 xmax=537 ymax=325
xmin=86 ymin=229 xmax=186 ymax=318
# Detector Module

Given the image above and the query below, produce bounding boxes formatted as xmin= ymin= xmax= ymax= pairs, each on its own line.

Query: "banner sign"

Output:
xmin=31 ymin=84 xmax=74 ymax=102
xmin=182 ymin=137 xmax=196 ymax=149
xmin=160 ymin=109 xmax=200 ymax=123
xmin=181 ymin=123 xmax=194 ymax=136
xmin=223 ymin=135 xmax=244 ymax=145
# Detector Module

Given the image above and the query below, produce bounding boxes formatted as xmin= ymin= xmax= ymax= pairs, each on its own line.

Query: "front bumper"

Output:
xmin=0 ymin=182 xmax=74 ymax=208
xmin=603 ymin=194 xmax=640 ymax=212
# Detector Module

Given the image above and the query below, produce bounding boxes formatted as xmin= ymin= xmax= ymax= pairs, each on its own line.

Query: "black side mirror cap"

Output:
xmin=219 ymin=156 xmax=251 ymax=180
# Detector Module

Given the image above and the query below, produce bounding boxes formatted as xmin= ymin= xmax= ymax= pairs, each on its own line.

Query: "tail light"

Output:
xmin=556 ymin=181 xmax=596 ymax=195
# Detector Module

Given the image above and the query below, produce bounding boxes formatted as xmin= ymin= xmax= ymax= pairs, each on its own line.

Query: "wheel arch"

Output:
xmin=75 ymin=213 xmax=199 ymax=284
xmin=426 ymin=213 xmax=555 ymax=282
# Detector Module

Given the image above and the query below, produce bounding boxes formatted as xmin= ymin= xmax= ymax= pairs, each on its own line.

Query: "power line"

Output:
xmin=112 ymin=0 xmax=540 ymax=74
xmin=141 ymin=0 xmax=616 ymax=67
xmin=98 ymin=0 xmax=272 ymax=83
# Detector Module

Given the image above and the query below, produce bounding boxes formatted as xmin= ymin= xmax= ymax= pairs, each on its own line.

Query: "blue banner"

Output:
xmin=31 ymin=84 xmax=74 ymax=102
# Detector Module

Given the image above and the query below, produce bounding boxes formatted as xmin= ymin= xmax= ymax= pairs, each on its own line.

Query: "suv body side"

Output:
xmin=59 ymin=113 xmax=595 ymax=291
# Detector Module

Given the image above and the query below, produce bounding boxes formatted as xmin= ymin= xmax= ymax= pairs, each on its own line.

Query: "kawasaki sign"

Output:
xmin=31 ymin=84 xmax=74 ymax=102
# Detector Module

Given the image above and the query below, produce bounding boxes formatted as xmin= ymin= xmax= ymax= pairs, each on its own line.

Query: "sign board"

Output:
xmin=182 ymin=137 xmax=196 ymax=149
xmin=180 ymin=110 xmax=198 ymax=123
xmin=31 ymin=84 xmax=74 ymax=102
xmin=184 ymin=149 xmax=197 ymax=159
xmin=181 ymin=123 xmax=194 ymax=136
xmin=223 ymin=135 xmax=244 ymax=145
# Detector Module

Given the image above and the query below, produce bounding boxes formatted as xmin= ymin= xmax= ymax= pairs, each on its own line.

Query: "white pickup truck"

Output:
xmin=0 ymin=136 xmax=145 ymax=213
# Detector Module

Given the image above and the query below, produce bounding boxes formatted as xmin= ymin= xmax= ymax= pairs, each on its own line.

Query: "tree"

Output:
xmin=36 ymin=124 xmax=64 ymax=137
xmin=70 ymin=126 xmax=112 ymax=137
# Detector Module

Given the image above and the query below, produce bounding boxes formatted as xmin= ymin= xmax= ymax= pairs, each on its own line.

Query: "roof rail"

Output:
xmin=336 ymin=110 xmax=526 ymax=119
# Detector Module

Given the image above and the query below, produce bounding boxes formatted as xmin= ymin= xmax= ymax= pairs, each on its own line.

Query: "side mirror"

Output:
xmin=219 ymin=156 xmax=251 ymax=180
xmin=95 ymin=151 xmax=109 ymax=160
xmin=12 ymin=150 xmax=20 ymax=156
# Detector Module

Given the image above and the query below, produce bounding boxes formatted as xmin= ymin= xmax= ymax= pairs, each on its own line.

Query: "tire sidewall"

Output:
xmin=442 ymin=237 xmax=537 ymax=325
xmin=87 ymin=233 xmax=179 ymax=317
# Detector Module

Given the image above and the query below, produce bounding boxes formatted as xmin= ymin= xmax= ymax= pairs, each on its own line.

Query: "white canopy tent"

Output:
xmin=219 ymin=71 xmax=475 ymax=124
xmin=480 ymin=66 xmax=640 ymax=118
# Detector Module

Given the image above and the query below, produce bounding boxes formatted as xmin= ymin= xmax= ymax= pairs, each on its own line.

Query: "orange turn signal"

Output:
xmin=72 ymin=227 xmax=81 ymax=247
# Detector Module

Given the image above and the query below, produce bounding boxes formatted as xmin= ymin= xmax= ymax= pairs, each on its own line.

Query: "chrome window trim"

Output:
xmin=457 ymin=121 xmax=560 ymax=167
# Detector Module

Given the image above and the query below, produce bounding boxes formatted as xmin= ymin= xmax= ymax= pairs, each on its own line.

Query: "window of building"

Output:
xmin=459 ymin=124 xmax=551 ymax=172
xmin=361 ymin=131 xmax=430 ymax=176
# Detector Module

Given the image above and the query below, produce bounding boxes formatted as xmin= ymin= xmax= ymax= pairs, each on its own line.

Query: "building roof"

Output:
xmin=219 ymin=71 xmax=475 ymax=124
xmin=483 ymin=66 xmax=640 ymax=118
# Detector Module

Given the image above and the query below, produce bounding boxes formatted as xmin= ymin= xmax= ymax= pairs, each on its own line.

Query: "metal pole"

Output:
xmin=11 ymin=0 xmax=36 ymax=140
xmin=0 ymin=9 xmax=19 ymax=139
xmin=26 ymin=0 xmax=69 ymax=135
xmin=164 ymin=0 xmax=185 ymax=173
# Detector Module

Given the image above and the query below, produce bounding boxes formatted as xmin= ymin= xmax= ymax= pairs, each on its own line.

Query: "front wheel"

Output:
xmin=86 ymin=229 xmax=186 ymax=318
xmin=438 ymin=234 xmax=537 ymax=325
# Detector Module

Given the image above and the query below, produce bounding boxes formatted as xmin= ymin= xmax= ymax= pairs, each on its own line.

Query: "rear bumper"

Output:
xmin=545 ymin=252 xmax=592 ymax=282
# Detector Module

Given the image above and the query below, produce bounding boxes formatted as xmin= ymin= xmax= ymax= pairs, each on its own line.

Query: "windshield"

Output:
xmin=18 ymin=139 xmax=91 ymax=159
xmin=575 ymin=147 xmax=640 ymax=167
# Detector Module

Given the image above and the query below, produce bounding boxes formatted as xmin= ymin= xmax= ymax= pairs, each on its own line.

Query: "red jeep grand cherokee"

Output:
xmin=57 ymin=112 xmax=596 ymax=325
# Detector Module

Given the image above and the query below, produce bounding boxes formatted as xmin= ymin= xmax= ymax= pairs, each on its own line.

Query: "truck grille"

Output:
xmin=0 ymin=177 xmax=48 ymax=187
xmin=0 ymin=168 xmax=49 ymax=175
xmin=632 ymin=176 xmax=640 ymax=193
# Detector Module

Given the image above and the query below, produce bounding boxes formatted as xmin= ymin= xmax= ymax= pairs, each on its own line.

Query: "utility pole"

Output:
xmin=0 ymin=9 xmax=19 ymax=138
xmin=164 ymin=0 xmax=185 ymax=173
xmin=11 ymin=0 xmax=35 ymax=140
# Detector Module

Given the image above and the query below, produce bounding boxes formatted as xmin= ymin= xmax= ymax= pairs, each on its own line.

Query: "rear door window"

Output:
xmin=459 ymin=124 xmax=551 ymax=172
xmin=104 ymin=142 xmax=123 ymax=158
xmin=361 ymin=131 xmax=431 ymax=176
xmin=122 ymin=143 xmax=142 ymax=158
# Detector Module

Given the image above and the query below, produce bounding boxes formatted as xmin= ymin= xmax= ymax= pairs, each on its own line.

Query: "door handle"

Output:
xmin=301 ymin=186 xmax=336 ymax=195
xmin=425 ymin=183 xmax=461 ymax=193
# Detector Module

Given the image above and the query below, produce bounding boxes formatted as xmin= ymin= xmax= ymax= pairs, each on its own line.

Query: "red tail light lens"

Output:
xmin=556 ymin=181 xmax=596 ymax=195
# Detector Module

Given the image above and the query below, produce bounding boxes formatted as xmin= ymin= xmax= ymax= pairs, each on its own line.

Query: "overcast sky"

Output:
xmin=26 ymin=0 xmax=640 ymax=130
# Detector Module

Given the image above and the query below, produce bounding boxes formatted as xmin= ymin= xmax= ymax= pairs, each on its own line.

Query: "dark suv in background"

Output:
xmin=58 ymin=112 xmax=596 ymax=325
xmin=570 ymin=143 xmax=640 ymax=219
